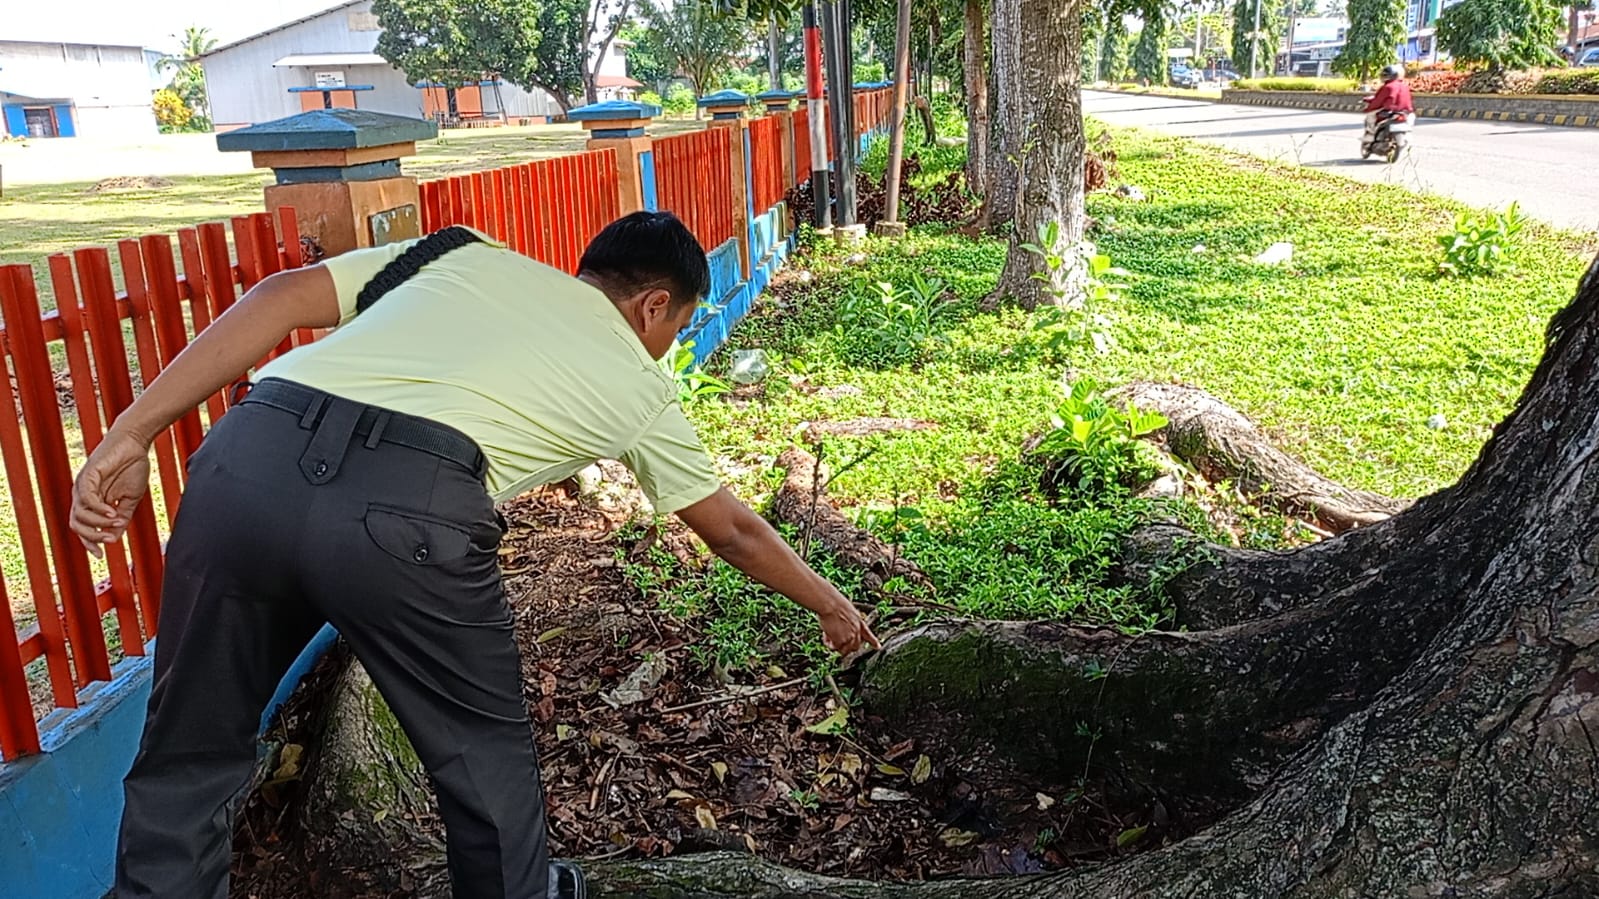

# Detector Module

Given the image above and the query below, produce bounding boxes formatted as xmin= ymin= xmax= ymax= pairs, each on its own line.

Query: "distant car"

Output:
xmin=1168 ymin=65 xmax=1202 ymax=88
xmin=1579 ymin=47 xmax=1599 ymax=67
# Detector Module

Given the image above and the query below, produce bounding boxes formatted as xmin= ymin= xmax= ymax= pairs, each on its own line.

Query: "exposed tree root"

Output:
xmin=770 ymin=448 xmax=934 ymax=594
xmin=1116 ymin=381 xmax=1405 ymax=533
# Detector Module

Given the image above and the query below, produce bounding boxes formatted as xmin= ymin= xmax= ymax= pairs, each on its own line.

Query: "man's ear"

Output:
xmin=641 ymin=287 xmax=675 ymax=325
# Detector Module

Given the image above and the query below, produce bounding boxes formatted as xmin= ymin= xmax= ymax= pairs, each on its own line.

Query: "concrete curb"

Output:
xmin=1219 ymin=89 xmax=1599 ymax=129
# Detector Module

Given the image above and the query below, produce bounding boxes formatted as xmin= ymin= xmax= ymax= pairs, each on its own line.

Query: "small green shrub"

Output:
xmin=662 ymin=85 xmax=696 ymax=117
xmin=1232 ymin=77 xmax=1358 ymax=92
xmin=1437 ymin=202 xmax=1526 ymax=278
xmin=831 ymin=273 xmax=960 ymax=369
xmin=1534 ymin=69 xmax=1599 ymax=95
xmin=637 ymin=89 xmax=664 ymax=109
xmin=1034 ymin=378 xmax=1168 ymax=494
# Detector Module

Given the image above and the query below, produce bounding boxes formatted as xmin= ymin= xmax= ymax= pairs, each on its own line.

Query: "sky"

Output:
xmin=7 ymin=0 xmax=341 ymax=52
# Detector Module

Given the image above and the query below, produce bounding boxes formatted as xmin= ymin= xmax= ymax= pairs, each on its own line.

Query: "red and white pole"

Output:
xmin=803 ymin=1 xmax=832 ymax=228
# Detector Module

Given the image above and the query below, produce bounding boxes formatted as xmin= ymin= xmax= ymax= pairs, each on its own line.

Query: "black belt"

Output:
xmin=239 ymin=378 xmax=486 ymax=477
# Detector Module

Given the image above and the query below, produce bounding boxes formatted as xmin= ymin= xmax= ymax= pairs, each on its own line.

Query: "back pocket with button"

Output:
xmin=364 ymin=505 xmax=474 ymax=566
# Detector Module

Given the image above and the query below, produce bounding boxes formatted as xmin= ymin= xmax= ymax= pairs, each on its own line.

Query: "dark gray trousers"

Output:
xmin=114 ymin=381 xmax=550 ymax=898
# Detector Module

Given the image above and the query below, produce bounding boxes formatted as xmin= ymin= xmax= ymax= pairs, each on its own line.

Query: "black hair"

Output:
xmin=578 ymin=211 xmax=711 ymax=313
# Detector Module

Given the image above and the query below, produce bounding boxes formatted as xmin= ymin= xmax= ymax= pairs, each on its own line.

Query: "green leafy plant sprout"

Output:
xmin=1437 ymin=202 xmax=1525 ymax=278
xmin=1034 ymin=378 xmax=1169 ymax=493
xmin=832 ymin=273 xmax=958 ymax=369
xmin=1022 ymin=221 xmax=1129 ymax=356
xmin=663 ymin=339 xmax=732 ymax=405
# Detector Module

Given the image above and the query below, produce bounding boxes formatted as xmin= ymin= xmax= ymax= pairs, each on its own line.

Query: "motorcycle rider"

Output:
xmin=1364 ymin=64 xmax=1414 ymax=140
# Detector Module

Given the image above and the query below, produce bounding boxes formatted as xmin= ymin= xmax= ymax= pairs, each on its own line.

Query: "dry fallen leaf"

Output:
xmin=869 ymin=788 xmax=913 ymax=802
xmin=1036 ymin=792 xmax=1056 ymax=811
xmin=940 ymin=828 xmax=981 ymax=847
xmin=804 ymin=705 xmax=850 ymax=736
xmin=711 ymin=761 xmax=729 ymax=783
xmin=695 ymin=805 xmax=718 ymax=830
xmin=838 ymin=753 xmax=863 ymax=776
xmin=665 ymin=789 xmax=696 ymax=801
xmin=911 ymin=754 xmax=932 ymax=785
xmin=536 ymin=626 xmax=568 ymax=644
xmin=875 ymin=763 xmax=906 ymax=777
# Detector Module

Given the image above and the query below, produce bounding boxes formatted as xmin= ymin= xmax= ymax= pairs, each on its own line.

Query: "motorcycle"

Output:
xmin=1361 ymin=107 xmax=1415 ymax=163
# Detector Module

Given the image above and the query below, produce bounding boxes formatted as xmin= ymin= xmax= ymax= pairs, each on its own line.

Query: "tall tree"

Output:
xmin=639 ymin=0 xmax=753 ymax=96
xmin=523 ymin=0 xmax=636 ymax=110
xmin=1333 ymin=0 xmax=1405 ymax=81
xmin=1436 ymin=0 xmax=1564 ymax=72
xmin=962 ymin=0 xmax=988 ymax=202
xmin=1232 ymin=0 xmax=1283 ymax=77
xmin=984 ymin=0 xmax=1023 ymax=230
xmin=1100 ymin=21 xmax=1131 ymax=80
xmin=158 ymin=26 xmax=217 ymax=125
xmin=620 ymin=21 xmax=674 ymax=88
xmin=987 ymin=0 xmax=1085 ymax=307
xmin=373 ymin=0 xmax=542 ymax=111
xmin=1131 ymin=13 xmax=1169 ymax=84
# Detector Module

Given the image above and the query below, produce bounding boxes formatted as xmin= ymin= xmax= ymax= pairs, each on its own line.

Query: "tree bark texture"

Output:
xmin=591 ymin=254 xmax=1599 ymax=895
xmin=1117 ymin=381 xmax=1405 ymax=532
xmin=989 ymin=0 xmax=1085 ymax=309
xmin=962 ymin=0 xmax=989 ymax=202
xmin=301 ymin=656 xmax=448 ymax=897
xmin=983 ymin=0 xmax=1021 ymax=231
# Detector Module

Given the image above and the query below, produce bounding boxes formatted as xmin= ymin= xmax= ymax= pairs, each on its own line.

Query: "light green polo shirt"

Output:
xmin=256 ymin=234 xmax=722 ymax=514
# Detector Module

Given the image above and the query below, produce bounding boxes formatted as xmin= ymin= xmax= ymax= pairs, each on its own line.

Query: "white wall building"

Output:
xmin=200 ymin=0 xmax=635 ymax=130
xmin=0 ymin=39 xmax=158 ymax=139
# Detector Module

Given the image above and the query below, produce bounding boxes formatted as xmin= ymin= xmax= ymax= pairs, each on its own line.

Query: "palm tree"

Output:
xmin=159 ymin=26 xmax=217 ymax=129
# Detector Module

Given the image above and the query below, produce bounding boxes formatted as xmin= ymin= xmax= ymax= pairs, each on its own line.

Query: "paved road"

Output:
xmin=1083 ymin=90 xmax=1599 ymax=233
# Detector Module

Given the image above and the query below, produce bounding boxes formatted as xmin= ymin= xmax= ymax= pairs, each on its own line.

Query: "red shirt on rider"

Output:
xmin=1366 ymin=78 xmax=1414 ymax=114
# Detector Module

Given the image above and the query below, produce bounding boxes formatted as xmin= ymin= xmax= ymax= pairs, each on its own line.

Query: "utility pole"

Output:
xmin=803 ymin=2 xmax=832 ymax=228
xmin=880 ymin=0 xmax=912 ymax=231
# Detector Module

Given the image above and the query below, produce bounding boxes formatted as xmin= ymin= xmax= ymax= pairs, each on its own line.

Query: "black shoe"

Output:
xmin=549 ymin=859 xmax=587 ymax=899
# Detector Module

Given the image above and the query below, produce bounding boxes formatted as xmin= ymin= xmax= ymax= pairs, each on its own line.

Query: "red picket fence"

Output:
xmin=792 ymin=107 xmax=814 ymax=184
xmin=0 ymin=210 xmax=307 ymax=760
xmin=419 ymin=149 xmax=621 ymax=274
xmin=747 ymin=115 xmax=786 ymax=214
xmin=655 ymin=128 xmax=736 ymax=252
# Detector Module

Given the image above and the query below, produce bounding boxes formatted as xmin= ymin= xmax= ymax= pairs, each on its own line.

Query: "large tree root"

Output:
xmin=1115 ymin=381 xmax=1405 ymax=533
xmin=769 ymin=448 xmax=933 ymax=594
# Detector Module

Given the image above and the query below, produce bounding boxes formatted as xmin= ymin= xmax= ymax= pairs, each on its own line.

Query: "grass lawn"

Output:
xmin=641 ymin=126 xmax=1590 ymax=662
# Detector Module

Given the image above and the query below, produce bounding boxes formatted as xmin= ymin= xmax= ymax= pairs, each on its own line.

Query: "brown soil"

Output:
xmin=86 ymin=176 xmax=175 ymax=193
xmin=229 ymin=488 xmax=1185 ymax=896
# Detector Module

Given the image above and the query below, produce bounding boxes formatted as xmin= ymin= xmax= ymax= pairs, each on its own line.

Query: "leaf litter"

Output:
xmin=230 ymin=489 xmax=1186 ymax=897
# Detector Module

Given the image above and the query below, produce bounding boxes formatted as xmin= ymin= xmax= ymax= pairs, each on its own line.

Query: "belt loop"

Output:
xmin=364 ymin=411 xmax=391 ymax=449
xmin=299 ymin=394 xmax=328 ymax=430
xmin=228 ymin=380 xmax=253 ymax=406
xmin=299 ymin=398 xmax=362 ymax=485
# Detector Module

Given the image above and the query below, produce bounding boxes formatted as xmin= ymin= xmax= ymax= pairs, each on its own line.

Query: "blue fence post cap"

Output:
xmin=698 ymin=89 xmax=752 ymax=119
xmin=756 ymin=90 xmax=797 ymax=111
xmin=568 ymin=99 xmax=662 ymax=122
xmin=216 ymin=109 xmax=437 ymax=154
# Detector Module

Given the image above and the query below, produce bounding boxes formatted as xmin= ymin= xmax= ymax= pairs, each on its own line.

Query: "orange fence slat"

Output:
xmin=0 ymin=267 xmax=77 ymax=710
xmin=1 ymin=263 xmax=112 ymax=686
xmin=76 ymin=248 xmax=167 ymax=638
xmin=48 ymin=255 xmax=138 ymax=658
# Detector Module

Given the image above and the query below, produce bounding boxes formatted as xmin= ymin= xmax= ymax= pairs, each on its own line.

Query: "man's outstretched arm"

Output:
xmin=70 ymin=265 xmax=340 ymax=554
xmin=676 ymin=487 xmax=881 ymax=656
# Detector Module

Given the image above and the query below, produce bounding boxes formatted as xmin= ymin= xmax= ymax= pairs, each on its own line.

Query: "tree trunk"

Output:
xmin=586 ymin=252 xmax=1599 ymax=896
xmin=301 ymin=654 xmax=449 ymax=897
xmin=986 ymin=0 xmax=1085 ymax=309
xmin=984 ymin=0 xmax=1021 ymax=232
xmin=962 ymin=0 xmax=989 ymax=203
xmin=769 ymin=17 xmax=783 ymax=91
